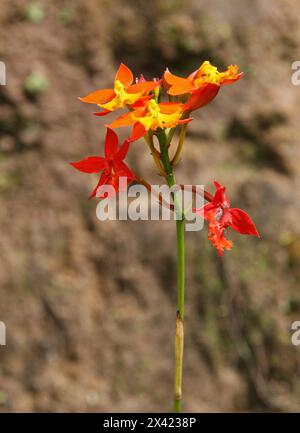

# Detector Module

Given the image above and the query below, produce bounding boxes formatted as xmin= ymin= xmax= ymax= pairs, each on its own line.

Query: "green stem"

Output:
xmin=157 ymin=131 xmax=185 ymax=413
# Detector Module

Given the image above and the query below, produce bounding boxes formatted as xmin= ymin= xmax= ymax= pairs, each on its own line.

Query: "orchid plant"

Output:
xmin=71 ymin=61 xmax=259 ymax=412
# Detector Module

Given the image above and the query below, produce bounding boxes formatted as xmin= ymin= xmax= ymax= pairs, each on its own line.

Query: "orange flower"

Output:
xmin=164 ymin=61 xmax=243 ymax=111
xmin=106 ymin=99 xmax=192 ymax=141
xmin=79 ymin=63 xmax=158 ymax=116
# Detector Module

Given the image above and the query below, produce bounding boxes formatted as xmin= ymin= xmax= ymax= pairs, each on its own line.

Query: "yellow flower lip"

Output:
xmin=132 ymin=100 xmax=184 ymax=131
xmin=114 ymin=80 xmax=126 ymax=97
xmin=147 ymin=99 xmax=161 ymax=117
xmin=99 ymin=79 xmax=142 ymax=111
xmin=193 ymin=61 xmax=240 ymax=88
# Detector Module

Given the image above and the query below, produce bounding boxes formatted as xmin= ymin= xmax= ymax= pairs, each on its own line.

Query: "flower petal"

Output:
xmin=165 ymin=73 xmax=194 ymax=96
xmin=178 ymin=117 xmax=193 ymax=125
xmin=70 ymin=157 xmax=106 ymax=173
xmin=116 ymin=139 xmax=130 ymax=161
xmin=116 ymin=161 xmax=135 ymax=180
xmin=184 ymin=84 xmax=219 ymax=111
xmin=213 ymin=180 xmax=222 ymax=189
xmin=130 ymin=95 xmax=153 ymax=109
xmin=127 ymin=81 xmax=158 ymax=94
xmin=79 ymin=89 xmax=115 ymax=104
xmin=129 ymin=122 xmax=146 ymax=141
xmin=93 ymin=109 xmax=111 ymax=117
xmin=168 ymin=77 xmax=194 ymax=96
xmin=230 ymin=208 xmax=260 ymax=237
xmin=115 ymin=63 xmax=133 ymax=88
xmin=222 ymin=71 xmax=244 ymax=85
xmin=158 ymin=102 xmax=184 ymax=114
xmin=194 ymin=203 xmax=215 ymax=218
xmin=106 ymin=112 xmax=135 ymax=129
xmin=213 ymin=181 xmax=230 ymax=207
xmin=104 ymin=128 xmax=119 ymax=158
xmin=89 ymin=172 xmax=108 ymax=199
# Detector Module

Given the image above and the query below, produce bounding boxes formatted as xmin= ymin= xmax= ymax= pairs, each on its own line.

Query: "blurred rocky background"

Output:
xmin=0 ymin=0 xmax=300 ymax=412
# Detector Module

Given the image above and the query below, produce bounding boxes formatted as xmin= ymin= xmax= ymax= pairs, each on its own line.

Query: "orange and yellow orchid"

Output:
xmin=79 ymin=63 xmax=158 ymax=116
xmin=106 ymin=99 xmax=192 ymax=141
xmin=164 ymin=61 xmax=243 ymax=112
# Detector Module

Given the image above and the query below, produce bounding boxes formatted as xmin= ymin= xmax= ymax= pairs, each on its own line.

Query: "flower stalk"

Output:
xmin=157 ymin=130 xmax=185 ymax=412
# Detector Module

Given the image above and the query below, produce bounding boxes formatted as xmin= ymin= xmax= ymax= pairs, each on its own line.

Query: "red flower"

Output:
xmin=70 ymin=129 xmax=135 ymax=199
xmin=79 ymin=63 xmax=158 ymax=116
xmin=195 ymin=181 xmax=259 ymax=255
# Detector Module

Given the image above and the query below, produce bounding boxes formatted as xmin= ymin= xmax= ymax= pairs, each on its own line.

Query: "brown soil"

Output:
xmin=0 ymin=0 xmax=300 ymax=412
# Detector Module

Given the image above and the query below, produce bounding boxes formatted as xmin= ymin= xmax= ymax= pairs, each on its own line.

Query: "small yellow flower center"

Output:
xmin=194 ymin=61 xmax=221 ymax=87
xmin=146 ymin=99 xmax=161 ymax=118
xmin=99 ymin=80 xmax=142 ymax=111
xmin=114 ymin=80 xmax=127 ymax=101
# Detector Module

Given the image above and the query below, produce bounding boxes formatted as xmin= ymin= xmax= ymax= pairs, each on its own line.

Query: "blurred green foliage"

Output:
xmin=23 ymin=72 xmax=49 ymax=96
xmin=25 ymin=2 xmax=45 ymax=24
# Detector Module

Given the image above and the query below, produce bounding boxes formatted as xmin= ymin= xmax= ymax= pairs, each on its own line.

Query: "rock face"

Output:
xmin=0 ymin=0 xmax=300 ymax=412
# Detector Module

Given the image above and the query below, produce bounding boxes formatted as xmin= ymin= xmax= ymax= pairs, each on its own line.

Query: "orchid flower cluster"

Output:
xmin=71 ymin=60 xmax=259 ymax=412
xmin=71 ymin=61 xmax=259 ymax=255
